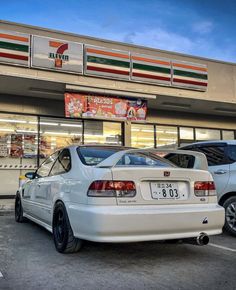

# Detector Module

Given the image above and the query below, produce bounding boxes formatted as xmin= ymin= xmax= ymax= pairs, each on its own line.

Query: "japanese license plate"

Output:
xmin=150 ymin=182 xmax=185 ymax=200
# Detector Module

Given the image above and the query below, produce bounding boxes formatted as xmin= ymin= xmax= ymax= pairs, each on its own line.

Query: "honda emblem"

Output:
xmin=164 ymin=171 xmax=170 ymax=177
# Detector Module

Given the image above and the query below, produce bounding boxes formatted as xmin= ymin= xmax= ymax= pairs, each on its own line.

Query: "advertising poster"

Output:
xmin=0 ymin=136 xmax=9 ymax=157
xmin=10 ymin=134 xmax=23 ymax=157
xmin=65 ymin=93 xmax=147 ymax=121
xmin=65 ymin=93 xmax=87 ymax=118
xmin=23 ymin=135 xmax=37 ymax=158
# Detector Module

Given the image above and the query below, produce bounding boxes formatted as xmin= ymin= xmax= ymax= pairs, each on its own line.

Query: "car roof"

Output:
xmin=66 ymin=144 xmax=134 ymax=150
xmin=180 ymin=140 xmax=236 ymax=147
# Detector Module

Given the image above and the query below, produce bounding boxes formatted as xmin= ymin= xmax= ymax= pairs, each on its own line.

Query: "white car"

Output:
xmin=15 ymin=146 xmax=224 ymax=253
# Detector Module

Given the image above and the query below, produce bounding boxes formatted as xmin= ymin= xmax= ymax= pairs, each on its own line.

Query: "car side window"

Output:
xmin=194 ymin=145 xmax=226 ymax=166
xmin=50 ymin=149 xmax=71 ymax=176
xmin=37 ymin=152 xmax=59 ymax=178
xmin=228 ymin=145 xmax=236 ymax=163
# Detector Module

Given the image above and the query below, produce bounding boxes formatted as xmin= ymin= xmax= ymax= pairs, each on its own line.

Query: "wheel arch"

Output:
xmin=219 ymin=191 xmax=236 ymax=206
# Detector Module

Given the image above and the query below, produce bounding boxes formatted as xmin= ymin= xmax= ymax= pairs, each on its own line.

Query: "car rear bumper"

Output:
xmin=66 ymin=203 xmax=225 ymax=242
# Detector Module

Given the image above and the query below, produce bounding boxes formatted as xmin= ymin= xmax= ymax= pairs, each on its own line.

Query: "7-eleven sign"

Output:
xmin=49 ymin=41 xmax=69 ymax=68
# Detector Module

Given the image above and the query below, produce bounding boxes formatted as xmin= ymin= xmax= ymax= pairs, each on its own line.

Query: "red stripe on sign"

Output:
xmin=87 ymin=65 xmax=129 ymax=75
xmin=133 ymin=72 xmax=171 ymax=81
xmin=0 ymin=52 xmax=28 ymax=61
xmin=173 ymin=78 xmax=207 ymax=87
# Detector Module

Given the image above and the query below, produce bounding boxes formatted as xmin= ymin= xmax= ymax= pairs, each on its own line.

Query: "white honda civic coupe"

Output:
xmin=15 ymin=146 xmax=224 ymax=253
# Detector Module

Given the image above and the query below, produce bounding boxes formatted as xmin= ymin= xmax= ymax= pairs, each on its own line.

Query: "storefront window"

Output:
xmin=156 ymin=126 xmax=178 ymax=149
xmin=131 ymin=124 xmax=154 ymax=148
xmin=180 ymin=127 xmax=194 ymax=140
xmin=39 ymin=117 xmax=83 ymax=159
xmin=196 ymin=128 xmax=221 ymax=141
xmin=84 ymin=120 xmax=122 ymax=145
xmin=222 ymin=130 xmax=235 ymax=140
xmin=0 ymin=113 xmax=38 ymax=195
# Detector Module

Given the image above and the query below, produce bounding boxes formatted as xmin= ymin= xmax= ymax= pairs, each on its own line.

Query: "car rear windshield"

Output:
xmin=77 ymin=147 xmax=175 ymax=167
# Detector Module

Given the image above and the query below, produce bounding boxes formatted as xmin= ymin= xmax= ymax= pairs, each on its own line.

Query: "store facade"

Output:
xmin=1 ymin=20 xmax=236 ymax=197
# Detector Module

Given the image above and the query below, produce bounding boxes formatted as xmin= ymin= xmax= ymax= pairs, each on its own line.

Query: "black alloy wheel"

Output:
xmin=52 ymin=201 xmax=82 ymax=253
xmin=15 ymin=194 xmax=25 ymax=223
xmin=223 ymin=196 xmax=236 ymax=237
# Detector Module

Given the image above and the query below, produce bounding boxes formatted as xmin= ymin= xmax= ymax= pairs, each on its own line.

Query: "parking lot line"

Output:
xmin=209 ymin=243 xmax=236 ymax=252
xmin=0 ymin=271 xmax=3 ymax=278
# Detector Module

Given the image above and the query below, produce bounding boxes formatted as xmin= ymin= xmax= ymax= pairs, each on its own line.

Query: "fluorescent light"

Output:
xmin=17 ymin=130 xmax=38 ymax=133
xmin=0 ymin=128 xmax=14 ymax=132
xmin=131 ymin=128 xmax=140 ymax=132
xmin=44 ymin=131 xmax=70 ymax=136
xmin=156 ymin=130 xmax=164 ymax=133
xmin=0 ymin=119 xmax=26 ymax=123
xmin=164 ymin=131 xmax=177 ymax=134
xmin=158 ymin=138 xmax=176 ymax=141
xmin=40 ymin=122 xmax=59 ymax=126
xmin=60 ymin=123 xmax=82 ymax=128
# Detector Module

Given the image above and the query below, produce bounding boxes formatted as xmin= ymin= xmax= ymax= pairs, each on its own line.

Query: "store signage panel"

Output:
xmin=131 ymin=53 xmax=171 ymax=86
xmin=85 ymin=45 xmax=130 ymax=80
xmin=172 ymin=60 xmax=208 ymax=91
xmin=0 ymin=30 xmax=30 ymax=67
xmin=32 ymin=36 xmax=83 ymax=73
xmin=65 ymin=93 xmax=147 ymax=121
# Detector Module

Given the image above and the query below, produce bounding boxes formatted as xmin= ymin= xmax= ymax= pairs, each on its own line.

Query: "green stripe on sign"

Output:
xmin=87 ymin=55 xmax=130 ymax=68
xmin=0 ymin=41 xmax=29 ymax=52
xmin=173 ymin=69 xmax=208 ymax=80
xmin=133 ymin=63 xmax=170 ymax=74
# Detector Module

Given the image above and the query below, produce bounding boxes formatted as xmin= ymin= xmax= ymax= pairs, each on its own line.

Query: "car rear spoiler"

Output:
xmin=96 ymin=149 xmax=208 ymax=171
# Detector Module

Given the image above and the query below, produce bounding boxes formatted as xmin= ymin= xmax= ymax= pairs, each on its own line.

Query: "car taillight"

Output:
xmin=87 ymin=180 xmax=136 ymax=197
xmin=194 ymin=181 xmax=216 ymax=196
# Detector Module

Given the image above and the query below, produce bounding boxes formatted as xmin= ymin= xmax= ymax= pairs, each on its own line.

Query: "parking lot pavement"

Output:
xmin=0 ymin=215 xmax=235 ymax=290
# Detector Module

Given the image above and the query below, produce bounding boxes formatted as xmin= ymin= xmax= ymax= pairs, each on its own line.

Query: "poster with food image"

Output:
xmin=23 ymin=134 xmax=37 ymax=157
xmin=0 ymin=135 xmax=9 ymax=157
xmin=39 ymin=137 xmax=51 ymax=158
xmin=126 ymin=99 xmax=147 ymax=121
xmin=85 ymin=96 xmax=127 ymax=119
xmin=64 ymin=93 xmax=147 ymax=121
xmin=65 ymin=93 xmax=87 ymax=118
xmin=10 ymin=134 xmax=23 ymax=157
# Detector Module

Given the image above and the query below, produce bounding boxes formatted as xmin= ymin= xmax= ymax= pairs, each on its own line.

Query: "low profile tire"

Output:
xmin=15 ymin=194 xmax=26 ymax=223
xmin=223 ymin=196 xmax=236 ymax=237
xmin=52 ymin=201 xmax=83 ymax=253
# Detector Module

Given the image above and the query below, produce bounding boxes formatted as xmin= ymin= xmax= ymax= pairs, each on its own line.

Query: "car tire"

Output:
xmin=52 ymin=201 xmax=83 ymax=253
xmin=223 ymin=196 xmax=236 ymax=237
xmin=15 ymin=193 xmax=26 ymax=223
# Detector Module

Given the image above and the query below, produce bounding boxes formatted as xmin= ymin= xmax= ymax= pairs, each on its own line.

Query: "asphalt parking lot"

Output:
xmin=0 ymin=214 xmax=236 ymax=290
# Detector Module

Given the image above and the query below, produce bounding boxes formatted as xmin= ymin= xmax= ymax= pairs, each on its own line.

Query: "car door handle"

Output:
xmin=213 ymin=169 xmax=228 ymax=175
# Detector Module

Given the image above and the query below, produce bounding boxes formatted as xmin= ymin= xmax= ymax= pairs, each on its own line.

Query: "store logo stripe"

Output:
xmin=0 ymin=48 xmax=28 ymax=56
xmin=86 ymin=62 xmax=129 ymax=71
xmin=132 ymin=56 xmax=170 ymax=66
xmin=87 ymin=55 xmax=130 ymax=68
xmin=173 ymin=78 xmax=207 ymax=86
xmin=132 ymin=69 xmax=170 ymax=78
xmin=87 ymin=65 xmax=129 ymax=75
xmin=173 ymin=74 xmax=208 ymax=83
xmin=173 ymin=69 xmax=208 ymax=80
xmin=0 ymin=33 xmax=29 ymax=43
xmin=172 ymin=66 xmax=208 ymax=75
xmin=132 ymin=72 xmax=171 ymax=81
xmin=0 ymin=41 xmax=29 ymax=53
xmin=87 ymin=48 xmax=129 ymax=59
xmin=173 ymin=62 xmax=207 ymax=72
xmin=0 ymin=52 xmax=28 ymax=61
xmin=133 ymin=63 xmax=171 ymax=74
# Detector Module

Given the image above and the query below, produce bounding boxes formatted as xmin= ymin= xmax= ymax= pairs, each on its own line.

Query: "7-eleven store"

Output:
xmin=0 ymin=20 xmax=236 ymax=197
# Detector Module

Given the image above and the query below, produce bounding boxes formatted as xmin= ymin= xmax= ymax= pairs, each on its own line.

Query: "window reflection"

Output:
xmin=131 ymin=124 xmax=154 ymax=148
xmin=156 ymin=126 xmax=178 ymax=149
xmin=196 ymin=128 xmax=220 ymax=141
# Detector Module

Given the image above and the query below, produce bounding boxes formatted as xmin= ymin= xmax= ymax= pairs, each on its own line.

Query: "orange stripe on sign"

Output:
xmin=87 ymin=48 xmax=129 ymax=59
xmin=132 ymin=56 xmax=170 ymax=66
xmin=49 ymin=41 xmax=64 ymax=48
xmin=0 ymin=33 xmax=28 ymax=43
xmin=173 ymin=63 xmax=207 ymax=72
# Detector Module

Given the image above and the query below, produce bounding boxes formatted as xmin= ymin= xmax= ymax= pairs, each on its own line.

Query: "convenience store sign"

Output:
xmin=0 ymin=29 xmax=208 ymax=91
xmin=64 ymin=93 xmax=147 ymax=121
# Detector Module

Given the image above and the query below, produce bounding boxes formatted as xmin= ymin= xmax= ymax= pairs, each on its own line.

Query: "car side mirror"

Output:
xmin=25 ymin=172 xmax=36 ymax=180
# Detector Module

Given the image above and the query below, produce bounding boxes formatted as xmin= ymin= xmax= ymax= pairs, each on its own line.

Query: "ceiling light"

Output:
xmin=0 ymin=128 xmax=14 ymax=132
xmin=0 ymin=119 xmax=27 ymax=123
xmin=60 ymin=123 xmax=82 ymax=128
xmin=40 ymin=122 xmax=59 ymax=126
xmin=44 ymin=131 xmax=70 ymax=136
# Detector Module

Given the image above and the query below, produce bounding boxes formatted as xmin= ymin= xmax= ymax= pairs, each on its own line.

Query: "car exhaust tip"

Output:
xmin=184 ymin=233 xmax=209 ymax=246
